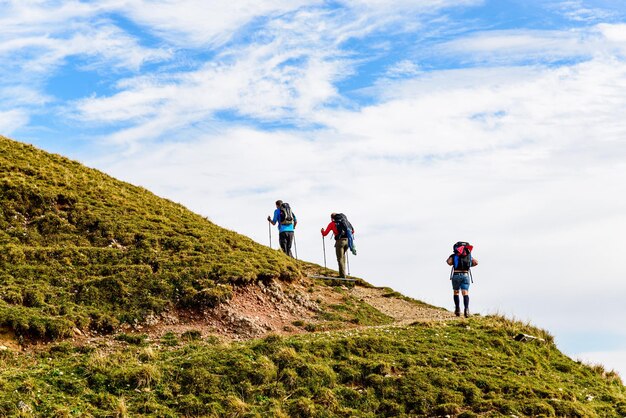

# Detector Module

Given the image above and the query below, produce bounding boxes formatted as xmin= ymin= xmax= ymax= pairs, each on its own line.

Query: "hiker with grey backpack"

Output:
xmin=446 ymin=241 xmax=478 ymax=318
xmin=267 ymin=200 xmax=297 ymax=257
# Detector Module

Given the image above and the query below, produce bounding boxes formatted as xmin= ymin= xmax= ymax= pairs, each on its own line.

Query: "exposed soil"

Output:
xmin=0 ymin=328 xmax=20 ymax=351
xmin=129 ymin=278 xmax=356 ymax=342
xmin=130 ymin=278 xmax=456 ymax=343
xmin=13 ymin=277 xmax=457 ymax=351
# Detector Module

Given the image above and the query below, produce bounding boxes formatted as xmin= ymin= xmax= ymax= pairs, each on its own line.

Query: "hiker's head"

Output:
xmin=330 ymin=213 xmax=337 ymax=220
xmin=275 ymin=200 xmax=283 ymax=207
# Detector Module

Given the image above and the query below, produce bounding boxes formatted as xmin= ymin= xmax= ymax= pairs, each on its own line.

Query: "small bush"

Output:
xmin=114 ymin=333 xmax=147 ymax=345
xmin=1 ymin=288 xmax=23 ymax=305
xmin=22 ymin=288 xmax=45 ymax=307
xmin=304 ymin=323 xmax=318 ymax=332
xmin=181 ymin=330 xmax=201 ymax=341
xmin=161 ymin=332 xmax=178 ymax=346
xmin=434 ymin=403 xmax=462 ymax=415
xmin=522 ymin=401 xmax=555 ymax=416
xmin=287 ymin=397 xmax=316 ymax=418
xmin=133 ymin=364 xmax=161 ymax=389
xmin=187 ymin=285 xmax=233 ymax=309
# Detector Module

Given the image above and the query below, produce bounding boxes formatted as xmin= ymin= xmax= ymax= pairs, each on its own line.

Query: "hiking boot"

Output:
xmin=464 ymin=308 xmax=470 ymax=318
xmin=454 ymin=307 xmax=461 ymax=317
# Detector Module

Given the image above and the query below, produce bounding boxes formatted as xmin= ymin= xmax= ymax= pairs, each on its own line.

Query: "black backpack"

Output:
xmin=333 ymin=213 xmax=352 ymax=239
xmin=279 ymin=203 xmax=294 ymax=225
xmin=452 ymin=241 xmax=473 ymax=271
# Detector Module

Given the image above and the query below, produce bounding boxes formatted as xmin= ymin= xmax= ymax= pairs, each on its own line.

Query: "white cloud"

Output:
xmin=0 ymin=109 xmax=30 ymax=134
xmin=0 ymin=0 xmax=490 ymax=149
xmin=385 ymin=60 xmax=422 ymax=78
xmin=67 ymin=11 xmax=626 ymax=154
xmin=438 ymin=25 xmax=626 ymax=65
xmin=0 ymin=2 xmax=168 ymax=72
xmin=599 ymin=23 xmax=626 ymax=42
xmin=71 ymin=8 xmax=364 ymax=146
xmin=0 ymin=1 xmax=96 ymax=34
xmin=0 ymin=0 xmax=172 ymax=133
xmin=114 ymin=0 xmax=476 ymax=46
xmin=343 ymin=0 xmax=483 ymax=18
xmin=553 ymin=0 xmax=616 ymax=22
xmin=0 ymin=85 xmax=50 ymax=107
xmin=113 ymin=0 xmax=317 ymax=47
xmin=597 ymin=23 xmax=626 ymax=57
xmin=0 ymin=22 xmax=169 ymax=75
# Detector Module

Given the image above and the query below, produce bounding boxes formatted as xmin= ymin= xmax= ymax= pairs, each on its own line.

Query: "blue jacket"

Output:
xmin=272 ymin=208 xmax=296 ymax=233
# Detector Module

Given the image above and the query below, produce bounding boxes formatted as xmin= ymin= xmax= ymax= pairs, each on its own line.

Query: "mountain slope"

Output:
xmin=0 ymin=136 xmax=443 ymax=344
xmin=0 ymin=136 xmax=305 ymax=340
xmin=1 ymin=136 xmax=625 ymax=417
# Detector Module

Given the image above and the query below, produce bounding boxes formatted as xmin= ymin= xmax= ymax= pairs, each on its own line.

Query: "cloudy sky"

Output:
xmin=2 ymin=0 xmax=626 ymax=377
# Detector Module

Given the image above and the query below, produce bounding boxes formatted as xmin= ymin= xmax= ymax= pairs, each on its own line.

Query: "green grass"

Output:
xmin=2 ymin=136 xmax=625 ymax=417
xmin=0 ymin=136 xmax=301 ymax=340
xmin=0 ymin=316 xmax=623 ymax=417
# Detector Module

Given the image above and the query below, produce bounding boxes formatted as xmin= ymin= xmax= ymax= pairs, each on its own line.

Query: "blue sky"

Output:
xmin=2 ymin=0 xmax=626 ymax=377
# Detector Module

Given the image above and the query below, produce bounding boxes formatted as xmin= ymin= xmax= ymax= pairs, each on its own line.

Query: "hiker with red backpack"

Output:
xmin=446 ymin=241 xmax=478 ymax=317
xmin=321 ymin=213 xmax=355 ymax=278
xmin=267 ymin=200 xmax=297 ymax=257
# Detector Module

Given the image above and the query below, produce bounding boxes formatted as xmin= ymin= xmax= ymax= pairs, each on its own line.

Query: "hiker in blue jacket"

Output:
xmin=267 ymin=200 xmax=297 ymax=257
xmin=446 ymin=242 xmax=478 ymax=318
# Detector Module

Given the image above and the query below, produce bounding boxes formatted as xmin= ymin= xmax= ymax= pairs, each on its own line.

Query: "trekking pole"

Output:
xmin=293 ymin=233 xmax=298 ymax=260
xmin=268 ymin=221 xmax=272 ymax=249
xmin=346 ymin=250 xmax=350 ymax=276
xmin=322 ymin=235 xmax=327 ymax=269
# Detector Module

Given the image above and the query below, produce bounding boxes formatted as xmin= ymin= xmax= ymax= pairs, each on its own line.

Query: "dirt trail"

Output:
xmin=349 ymin=286 xmax=455 ymax=324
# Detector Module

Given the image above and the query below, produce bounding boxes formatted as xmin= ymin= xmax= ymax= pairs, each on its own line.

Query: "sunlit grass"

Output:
xmin=0 ymin=136 xmax=301 ymax=340
xmin=0 ymin=317 xmax=624 ymax=416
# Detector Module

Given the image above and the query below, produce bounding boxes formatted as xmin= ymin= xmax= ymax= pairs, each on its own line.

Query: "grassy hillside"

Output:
xmin=0 ymin=316 xmax=624 ymax=417
xmin=1 ymin=136 xmax=625 ymax=417
xmin=0 ymin=136 xmax=301 ymax=340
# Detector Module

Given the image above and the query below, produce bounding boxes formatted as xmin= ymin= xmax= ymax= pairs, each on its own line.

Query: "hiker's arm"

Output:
xmin=446 ymin=256 xmax=453 ymax=266
xmin=268 ymin=210 xmax=278 ymax=225
xmin=471 ymin=258 xmax=478 ymax=267
xmin=321 ymin=222 xmax=335 ymax=237
xmin=293 ymin=214 xmax=297 ymax=229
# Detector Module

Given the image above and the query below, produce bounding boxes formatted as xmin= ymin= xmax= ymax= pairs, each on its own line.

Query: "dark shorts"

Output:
xmin=451 ymin=272 xmax=470 ymax=291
